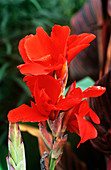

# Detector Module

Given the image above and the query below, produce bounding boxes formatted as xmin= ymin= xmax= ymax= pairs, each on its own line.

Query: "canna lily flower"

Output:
xmin=7 ymin=75 xmax=82 ymax=123
xmin=17 ymin=25 xmax=96 ymax=79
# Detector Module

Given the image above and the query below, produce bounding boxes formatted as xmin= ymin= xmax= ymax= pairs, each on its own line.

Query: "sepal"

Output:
xmin=39 ymin=123 xmax=52 ymax=149
xmin=47 ymin=114 xmax=63 ymax=137
xmin=52 ymin=135 xmax=67 ymax=159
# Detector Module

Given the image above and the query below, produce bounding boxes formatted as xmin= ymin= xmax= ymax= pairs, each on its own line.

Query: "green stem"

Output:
xmin=49 ymin=136 xmax=56 ymax=170
xmin=49 ymin=157 xmax=56 ymax=170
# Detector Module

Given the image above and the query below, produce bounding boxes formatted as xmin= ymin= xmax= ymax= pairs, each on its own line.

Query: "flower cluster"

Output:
xmin=8 ymin=25 xmax=106 ymax=148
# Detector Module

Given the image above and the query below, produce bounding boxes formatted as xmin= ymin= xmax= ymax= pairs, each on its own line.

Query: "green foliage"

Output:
xmin=0 ymin=145 xmax=8 ymax=170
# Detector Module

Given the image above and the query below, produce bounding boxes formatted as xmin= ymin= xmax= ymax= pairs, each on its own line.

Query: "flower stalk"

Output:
xmin=49 ymin=157 xmax=56 ymax=170
xmin=49 ymin=136 xmax=56 ymax=170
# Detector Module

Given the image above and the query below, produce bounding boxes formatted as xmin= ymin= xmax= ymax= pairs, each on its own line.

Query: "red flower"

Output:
xmin=63 ymin=82 xmax=106 ymax=147
xmin=7 ymin=75 xmax=82 ymax=123
xmin=8 ymin=76 xmax=105 ymax=126
xmin=18 ymin=25 xmax=96 ymax=78
xmin=8 ymin=74 xmax=106 ymax=147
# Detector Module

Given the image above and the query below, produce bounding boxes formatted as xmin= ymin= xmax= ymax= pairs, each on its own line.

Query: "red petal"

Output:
xmin=76 ymin=33 xmax=96 ymax=45
xmin=17 ymin=63 xmax=50 ymax=75
xmin=78 ymin=100 xmax=90 ymax=117
xmin=7 ymin=104 xmax=48 ymax=123
xmin=67 ymin=34 xmax=78 ymax=48
xmin=83 ymin=86 xmax=106 ymax=97
xmin=34 ymin=87 xmax=55 ymax=115
xmin=75 ymin=114 xmax=97 ymax=147
xmin=68 ymin=33 xmax=96 ymax=49
xmin=34 ymin=75 xmax=61 ymax=104
xmin=56 ymin=96 xmax=81 ymax=111
xmin=59 ymin=85 xmax=83 ymax=110
xmin=25 ymin=27 xmax=52 ymax=61
xmin=51 ymin=25 xmax=70 ymax=57
xmin=18 ymin=35 xmax=32 ymax=63
xmin=46 ymin=54 xmax=66 ymax=76
xmin=17 ymin=62 xmax=64 ymax=76
xmin=88 ymin=109 xmax=100 ymax=124
xmin=69 ymin=87 xmax=83 ymax=98
xmin=67 ymin=44 xmax=89 ymax=64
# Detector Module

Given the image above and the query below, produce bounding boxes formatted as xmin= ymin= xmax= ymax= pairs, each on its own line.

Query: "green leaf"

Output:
xmin=76 ymin=77 xmax=95 ymax=91
xmin=29 ymin=0 xmax=41 ymax=11
xmin=4 ymin=39 xmax=12 ymax=55
xmin=0 ymin=63 xmax=9 ymax=82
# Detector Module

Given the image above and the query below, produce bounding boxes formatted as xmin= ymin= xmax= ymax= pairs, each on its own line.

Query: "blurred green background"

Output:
xmin=0 ymin=0 xmax=87 ymax=169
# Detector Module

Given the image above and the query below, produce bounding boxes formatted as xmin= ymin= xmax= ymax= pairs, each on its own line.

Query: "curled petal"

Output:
xmin=78 ymin=100 xmax=90 ymax=117
xmin=88 ymin=109 xmax=100 ymax=124
xmin=75 ymin=114 xmax=97 ymax=147
xmin=67 ymin=33 xmax=96 ymax=64
xmin=18 ymin=35 xmax=33 ymax=63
